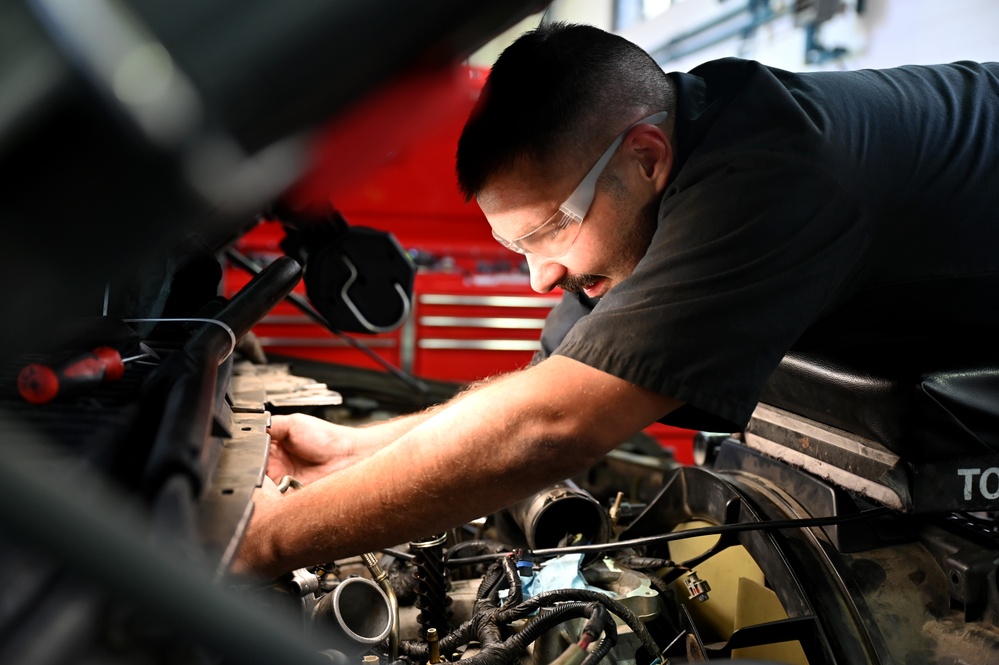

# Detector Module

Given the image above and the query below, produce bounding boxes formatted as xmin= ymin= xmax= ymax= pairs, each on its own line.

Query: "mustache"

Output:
xmin=557 ymin=273 xmax=602 ymax=293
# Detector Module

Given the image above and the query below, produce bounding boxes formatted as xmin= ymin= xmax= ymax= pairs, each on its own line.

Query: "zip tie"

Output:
xmin=122 ymin=318 xmax=237 ymax=365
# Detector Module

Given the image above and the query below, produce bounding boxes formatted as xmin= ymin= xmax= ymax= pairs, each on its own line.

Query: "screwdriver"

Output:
xmin=17 ymin=346 xmax=153 ymax=404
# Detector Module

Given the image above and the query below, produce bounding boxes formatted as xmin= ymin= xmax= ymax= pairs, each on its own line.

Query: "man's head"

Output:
xmin=457 ymin=23 xmax=676 ymax=297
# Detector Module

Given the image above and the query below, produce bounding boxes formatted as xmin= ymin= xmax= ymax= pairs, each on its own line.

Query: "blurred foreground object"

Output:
xmin=0 ymin=0 xmax=547 ymax=363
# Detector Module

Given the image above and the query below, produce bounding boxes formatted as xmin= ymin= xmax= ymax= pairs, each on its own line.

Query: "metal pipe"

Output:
xmin=648 ymin=1 xmax=788 ymax=65
xmin=505 ymin=482 xmax=611 ymax=551
xmin=314 ymin=577 xmax=393 ymax=656
xmin=362 ymin=551 xmax=400 ymax=660
xmin=427 ymin=627 xmax=441 ymax=664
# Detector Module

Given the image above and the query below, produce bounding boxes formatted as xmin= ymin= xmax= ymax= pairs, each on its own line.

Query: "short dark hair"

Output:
xmin=456 ymin=22 xmax=673 ymax=200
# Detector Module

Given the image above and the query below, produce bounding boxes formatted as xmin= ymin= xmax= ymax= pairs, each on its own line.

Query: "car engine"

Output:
xmin=6 ymin=240 xmax=999 ymax=665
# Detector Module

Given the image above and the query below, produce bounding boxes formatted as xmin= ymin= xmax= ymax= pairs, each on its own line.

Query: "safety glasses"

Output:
xmin=492 ymin=111 xmax=668 ymax=258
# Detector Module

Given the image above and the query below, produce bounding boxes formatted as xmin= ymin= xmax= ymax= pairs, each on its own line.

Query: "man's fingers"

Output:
xmin=267 ymin=414 xmax=293 ymax=444
xmin=268 ymin=413 xmax=327 ymax=457
xmin=266 ymin=413 xmax=345 ymax=483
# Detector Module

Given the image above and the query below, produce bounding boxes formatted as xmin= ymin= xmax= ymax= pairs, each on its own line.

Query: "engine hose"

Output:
xmin=581 ymin=607 xmax=617 ymax=665
xmin=497 ymin=589 xmax=660 ymax=659
xmin=579 ymin=604 xmax=612 ymax=647
xmin=447 ymin=540 xmax=509 ymax=559
xmin=460 ymin=602 xmax=596 ymax=665
xmin=472 ymin=606 xmax=504 ymax=648
xmin=419 ymin=593 xmax=509 ymax=657
xmin=489 ymin=555 xmax=522 ymax=610
xmin=580 ymin=635 xmax=616 ymax=665
xmin=507 ymin=602 xmax=592 ymax=648
xmin=477 ymin=562 xmax=506 ymax=601
xmin=485 ymin=562 xmax=508 ymax=606
xmin=400 ymin=601 xmax=594 ymax=662
xmin=504 ymin=556 xmax=524 ymax=609
xmin=397 ymin=606 xmax=488 ymax=659
xmin=615 ymin=556 xmax=674 ymax=570
xmin=402 ymin=579 xmax=646 ymax=664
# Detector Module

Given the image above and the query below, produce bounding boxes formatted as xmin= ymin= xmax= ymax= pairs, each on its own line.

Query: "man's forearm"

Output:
xmin=355 ymin=409 xmax=436 ymax=448
xmin=250 ymin=369 xmax=588 ymax=573
xmin=243 ymin=358 xmax=679 ymax=576
xmin=354 ymin=375 xmax=506 ymax=448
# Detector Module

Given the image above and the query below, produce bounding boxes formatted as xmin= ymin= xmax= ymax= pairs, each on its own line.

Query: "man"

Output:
xmin=237 ymin=23 xmax=999 ymax=577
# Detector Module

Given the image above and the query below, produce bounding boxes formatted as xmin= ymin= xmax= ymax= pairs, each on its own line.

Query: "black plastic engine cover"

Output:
xmin=760 ymin=330 xmax=999 ymax=463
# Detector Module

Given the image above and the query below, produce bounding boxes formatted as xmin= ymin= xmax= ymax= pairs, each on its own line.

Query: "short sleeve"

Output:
xmin=553 ymin=151 xmax=868 ymax=429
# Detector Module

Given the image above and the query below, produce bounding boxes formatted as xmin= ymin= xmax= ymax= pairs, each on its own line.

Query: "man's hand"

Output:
xmin=267 ymin=413 xmax=366 ymax=484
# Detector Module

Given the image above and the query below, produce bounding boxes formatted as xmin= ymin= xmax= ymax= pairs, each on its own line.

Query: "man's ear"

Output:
xmin=628 ymin=125 xmax=672 ymax=188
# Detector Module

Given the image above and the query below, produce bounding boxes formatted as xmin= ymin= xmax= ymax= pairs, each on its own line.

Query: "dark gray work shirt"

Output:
xmin=539 ymin=58 xmax=999 ymax=432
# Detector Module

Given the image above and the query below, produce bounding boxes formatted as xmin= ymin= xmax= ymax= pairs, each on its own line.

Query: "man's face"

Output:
xmin=478 ymin=159 xmax=659 ymax=298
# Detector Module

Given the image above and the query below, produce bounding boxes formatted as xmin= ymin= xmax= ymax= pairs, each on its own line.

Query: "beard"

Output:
xmin=557 ymin=273 xmax=602 ymax=293
xmin=557 ymin=192 xmax=660 ymax=295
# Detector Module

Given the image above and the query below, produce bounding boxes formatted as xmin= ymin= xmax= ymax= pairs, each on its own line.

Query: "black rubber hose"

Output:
xmin=447 ymin=540 xmax=509 ymax=559
xmin=477 ymin=562 xmax=506 ymax=601
xmin=485 ymin=559 xmax=507 ymax=606
xmin=486 ymin=556 xmax=522 ymax=608
xmin=497 ymin=589 xmax=660 ymax=658
xmin=398 ymin=602 xmax=497 ymax=659
xmin=581 ymin=608 xmax=617 ymax=665
xmin=616 ymin=556 xmax=674 ymax=570
xmin=402 ymin=575 xmax=654 ymax=664
xmin=581 ymin=635 xmax=616 ymax=665
xmin=401 ymin=601 xmax=594 ymax=662
xmin=579 ymin=603 xmax=611 ymax=646
xmin=498 ymin=555 xmax=523 ymax=609
xmin=506 ymin=602 xmax=590 ymax=648
xmin=400 ymin=569 xmax=506 ymax=660
xmin=473 ymin=606 xmax=503 ymax=649
xmin=460 ymin=602 xmax=594 ymax=665
xmin=530 ymin=507 xmax=892 ymax=558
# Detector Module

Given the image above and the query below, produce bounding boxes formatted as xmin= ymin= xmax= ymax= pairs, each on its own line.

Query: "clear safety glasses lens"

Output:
xmin=492 ymin=209 xmax=583 ymax=257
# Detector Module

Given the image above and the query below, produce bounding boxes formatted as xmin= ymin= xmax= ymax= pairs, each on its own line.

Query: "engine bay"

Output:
xmin=5 ymin=249 xmax=999 ymax=665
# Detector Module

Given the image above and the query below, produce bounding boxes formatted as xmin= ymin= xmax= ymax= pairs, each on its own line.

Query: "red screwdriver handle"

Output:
xmin=92 ymin=346 xmax=126 ymax=381
xmin=17 ymin=346 xmax=126 ymax=404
